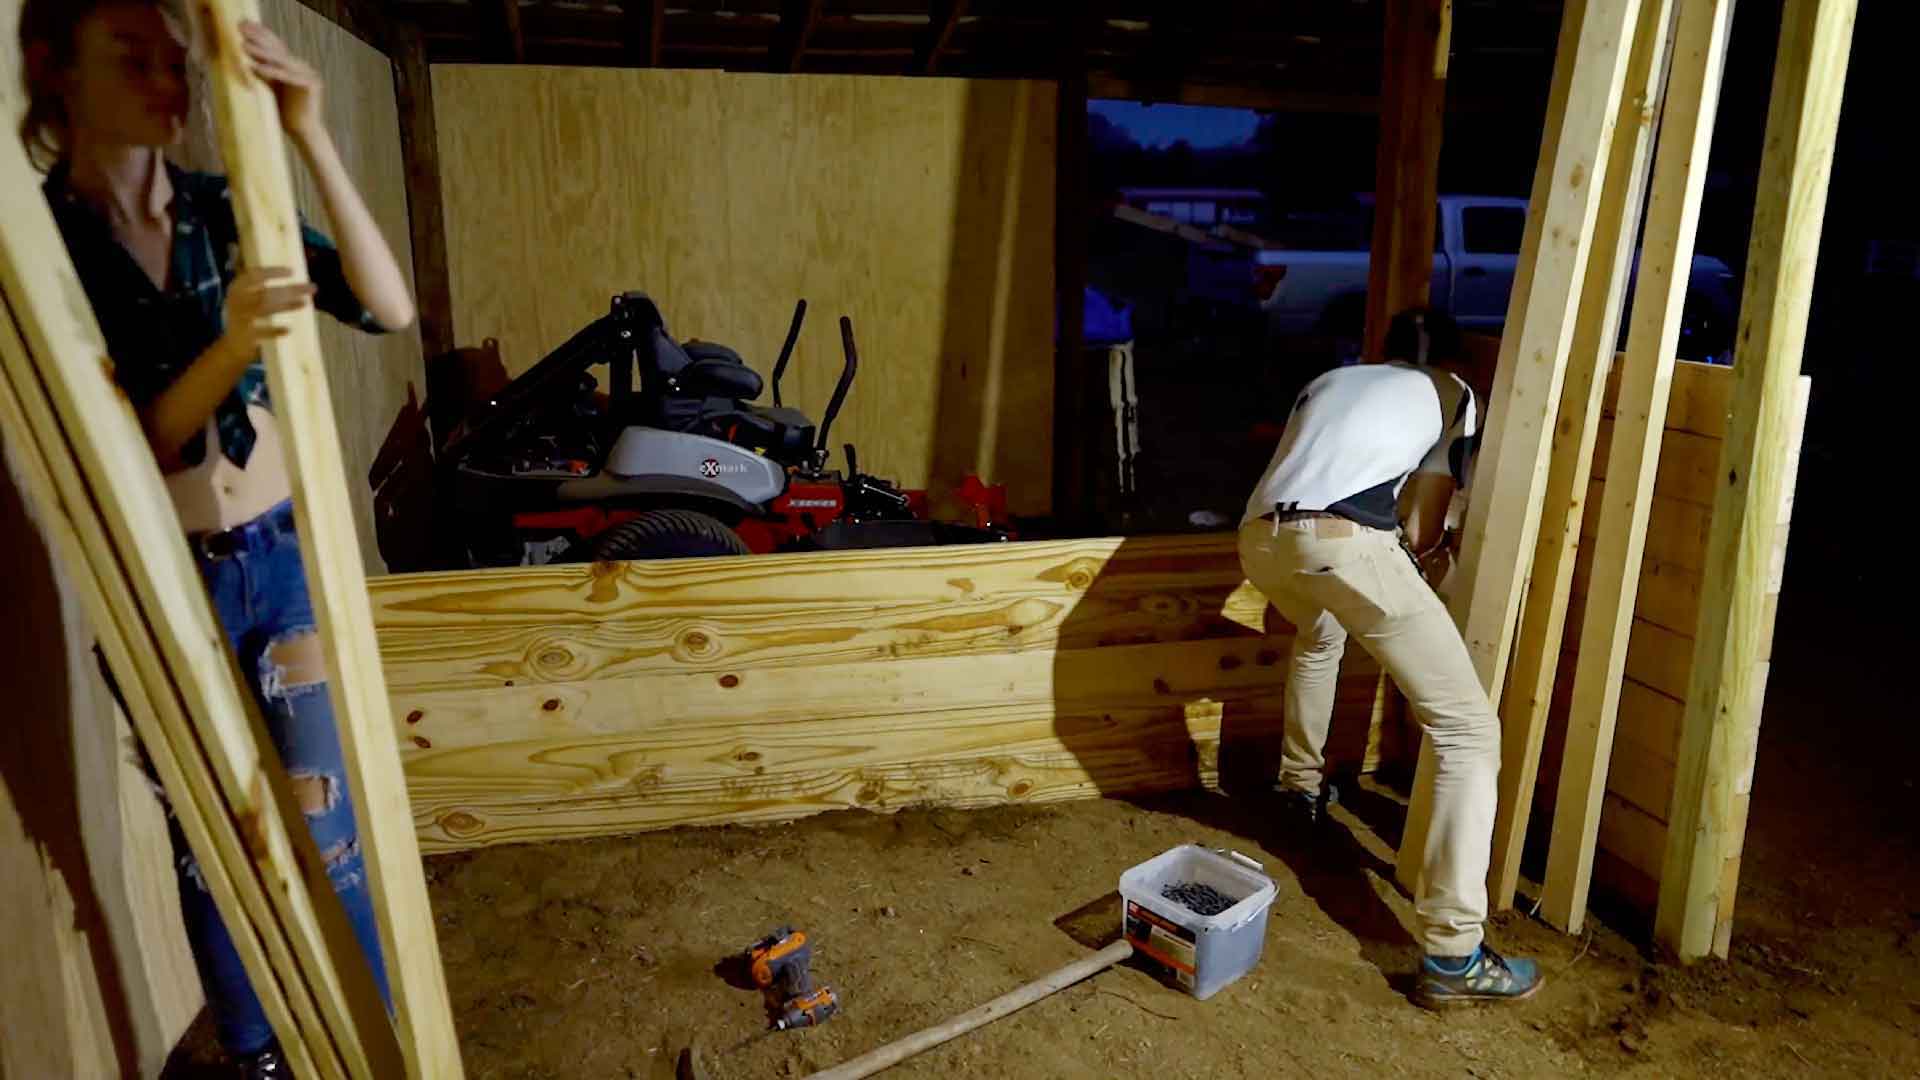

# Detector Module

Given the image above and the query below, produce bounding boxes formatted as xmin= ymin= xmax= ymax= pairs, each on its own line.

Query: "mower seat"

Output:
xmin=681 ymin=343 xmax=764 ymax=401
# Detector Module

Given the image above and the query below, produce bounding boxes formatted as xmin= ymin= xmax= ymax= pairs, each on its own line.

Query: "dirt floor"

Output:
xmin=160 ymin=571 xmax=1920 ymax=1080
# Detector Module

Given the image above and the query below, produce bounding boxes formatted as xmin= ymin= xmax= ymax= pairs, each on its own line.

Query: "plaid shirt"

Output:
xmin=44 ymin=162 xmax=387 ymax=468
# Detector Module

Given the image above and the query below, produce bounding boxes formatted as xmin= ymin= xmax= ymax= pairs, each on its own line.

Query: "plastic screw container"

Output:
xmin=1119 ymin=844 xmax=1277 ymax=1001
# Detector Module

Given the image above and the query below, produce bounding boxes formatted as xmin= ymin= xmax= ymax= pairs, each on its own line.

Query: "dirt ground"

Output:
xmin=160 ymin=570 xmax=1920 ymax=1080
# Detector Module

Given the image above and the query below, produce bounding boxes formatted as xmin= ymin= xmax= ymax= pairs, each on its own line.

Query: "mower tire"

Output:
xmin=592 ymin=509 xmax=750 ymax=562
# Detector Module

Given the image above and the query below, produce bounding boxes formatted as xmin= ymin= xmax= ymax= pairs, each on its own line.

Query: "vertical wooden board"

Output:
xmin=1659 ymin=0 xmax=1857 ymax=961
xmin=1364 ymin=0 xmax=1447 ymax=362
xmin=431 ymin=66 xmax=1056 ymax=513
xmin=1546 ymin=0 xmax=1730 ymax=919
xmin=197 ymin=2 xmax=459 ymax=1072
xmin=1486 ymin=0 xmax=1676 ymax=911
xmin=1447 ymin=0 xmax=1643 ymax=697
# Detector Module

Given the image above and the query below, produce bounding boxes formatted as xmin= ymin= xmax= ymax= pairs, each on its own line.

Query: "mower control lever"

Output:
xmin=815 ymin=316 xmax=859 ymax=466
xmin=771 ymin=299 xmax=806 ymax=408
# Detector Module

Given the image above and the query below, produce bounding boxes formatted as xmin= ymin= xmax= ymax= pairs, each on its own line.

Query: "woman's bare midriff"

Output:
xmin=164 ymin=404 xmax=294 ymax=533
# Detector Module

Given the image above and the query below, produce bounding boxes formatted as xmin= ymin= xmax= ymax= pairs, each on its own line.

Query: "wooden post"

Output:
xmin=771 ymin=0 xmax=823 ymax=73
xmin=626 ymin=0 xmax=665 ymax=67
xmin=1538 ymin=0 xmax=1734 ymax=934
xmin=1658 ymin=0 xmax=1857 ymax=961
xmin=196 ymin=2 xmax=463 ymax=1073
xmin=1053 ymin=4 xmax=1092 ymax=526
xmin=1363 ymin=0 xmax=1448 ymax=364
xmin=1395 ymin=0 xmax=1644 ymax=894
xmin=478 ymin=0 xmax=524 ymax=63
xmin=392 ymin=22 xmax=456 ymax=363
xmin=1484 ymin=0 xmax=1681 ymax=913
xmin=914 ymin=0 xmax=968 ymax=74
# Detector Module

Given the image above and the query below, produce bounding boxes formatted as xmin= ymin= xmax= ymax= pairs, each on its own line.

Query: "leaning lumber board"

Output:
xmin=0 ymin=90 xmax=394 ymax=1077
xmin=1578 ymin=483 xmax=1714 ymax=574
xmin=1397 ymin=0 xmax=1644 ymax=894
xmin=369 ymin=535 xmax=1266 ymax=694
xmin=1486 ymin=0 xmax=1677 ymax=911
xmin=1446 ymin=0 xmax=1643 ymax=705
xmin=0 ymin=326 xmax=328 ymax=1079
xmin=194 ymin=3 xmax=459 ymax=1068
xmin=1542 ymin=0 xmax=1737 ymax=935
xmin=1658 ymin=0 xmax=1854 ymax=961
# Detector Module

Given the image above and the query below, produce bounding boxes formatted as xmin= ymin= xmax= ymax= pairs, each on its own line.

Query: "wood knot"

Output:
xmin=1256 ymin=649 xmax=1281 ymax=667
xmin=1009 ymin=780 xmax=1034 ymax=798
xmin=406 ymin=709 xmax=424 ymax=725
xmin=677 ymin=628 xmax=720 ymax=659
xmin=412 ymin=735 xmax=433 ymax=749
xmin=1153 ymin=678 xmax=1172 ymax=695
xmin=536 ymin=646 xmax=572 ymax=669
xmin=441 ymin=811 xmax=483 ymax=838
xmin=541 ymin=698 xmax=562 ymax=712
xmin=1218 ymin=654 xmax=1244 ymax=672
xmin=718 ymin=674 xmax=741 ymax=689
xmin=736 ymin=750 xmax=762 ymax=763
xmin=856 ymin=783 xmax=883 ymax=805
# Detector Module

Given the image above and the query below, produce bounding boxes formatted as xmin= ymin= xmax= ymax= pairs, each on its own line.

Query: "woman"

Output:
xmin=20 ymin=2 xmax=415 ymax=1074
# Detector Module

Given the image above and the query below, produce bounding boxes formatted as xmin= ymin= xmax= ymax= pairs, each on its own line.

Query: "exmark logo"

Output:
xmin=699 ymin=458 xmax=750 ymax=478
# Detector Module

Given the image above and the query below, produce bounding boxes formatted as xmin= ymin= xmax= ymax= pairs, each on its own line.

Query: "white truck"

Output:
xmin=1253 ymin=194 xmax=1739 ymax=362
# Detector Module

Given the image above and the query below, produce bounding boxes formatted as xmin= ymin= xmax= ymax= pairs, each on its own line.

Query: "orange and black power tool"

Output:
xmin=747 ymin=926 xmax=840 ymax=1031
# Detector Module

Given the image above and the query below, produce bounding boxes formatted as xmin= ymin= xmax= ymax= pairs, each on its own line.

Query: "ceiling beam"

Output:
xmin=478 ymin=0 xmax=525 ymax=63
xmin=770 ymin=0 xmax=824 ymax=73
xmin=624 ymin=0 xmax=665 ymax=67
xmin=912 ymin=0 xmax=968 ymax=75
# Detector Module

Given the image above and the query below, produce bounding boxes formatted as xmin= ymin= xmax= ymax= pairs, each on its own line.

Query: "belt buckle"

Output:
xmin=192 ymin=525 xmax=242 ymax=561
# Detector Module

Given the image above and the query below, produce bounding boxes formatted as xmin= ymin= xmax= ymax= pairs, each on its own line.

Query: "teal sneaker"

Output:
xmin=1414 ymin=945 xmax=1543 ymax=1008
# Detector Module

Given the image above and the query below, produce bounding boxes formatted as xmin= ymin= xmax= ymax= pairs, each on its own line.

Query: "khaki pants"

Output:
xmin=1238 ymin=516 xmax=1499 ymax=956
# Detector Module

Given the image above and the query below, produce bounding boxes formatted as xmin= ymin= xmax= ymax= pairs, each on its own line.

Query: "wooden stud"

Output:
xmin=771 ymin=0 xmax=823 ymax=73
xmin=479 ymin=0 xmax=525 ymax=63
xmin=1484 ymin=0 xmax=1680 ymax=913
xmin=1434 ymin=0 xmax=1454 ymax=78
xmin=0 ymin=348 xmax=325 ymax=1080
xmin=914 ymin=0 xmax=969 ymax=75
xmin=391 ymin=22 xmax=455 ymax=363
xmin=1397 ymin=0 xmax=1589 ymax=891
xmin=0 ymin=42 xmax=409 ymax=1073
xmin=1540 ymin=0 xmax=1735 ymax=934
xmin=1446 ymin=0 xmax=1645 ymax=704
xmin=625 ymin=0 xmax=665 ymax=67
xmin=195 ymin=2 xmax=462 ymax=1072
xmin=1053 ymin=4 xmax=1093 ymax=524
xmin=1363 ymin=0 xmax=1448 ymax=364
xmin=1657 ymin=0 xmax=1856 ymax=962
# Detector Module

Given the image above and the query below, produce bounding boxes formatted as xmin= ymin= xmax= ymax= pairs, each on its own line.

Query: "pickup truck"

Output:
xmin=1253 ymin=194 xmax=1738 ymax=363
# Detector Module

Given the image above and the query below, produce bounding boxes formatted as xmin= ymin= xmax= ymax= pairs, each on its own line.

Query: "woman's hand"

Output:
xmin=220 ymin=267 xmax=315 ymax=358
xmin=241 ymin=21 xmax=325 ymax=142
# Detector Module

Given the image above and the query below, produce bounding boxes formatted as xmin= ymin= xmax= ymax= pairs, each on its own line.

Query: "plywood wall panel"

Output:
xmin=432 ymin=66 xmax=1056 ymax=513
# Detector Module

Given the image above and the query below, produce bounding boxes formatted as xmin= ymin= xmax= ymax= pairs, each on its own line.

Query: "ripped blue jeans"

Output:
xmin=171 ymin=499 xmax=391 ymax=1055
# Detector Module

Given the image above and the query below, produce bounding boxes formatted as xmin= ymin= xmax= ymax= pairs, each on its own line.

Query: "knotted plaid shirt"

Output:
xmin=44 ymin=161 xmax=386 ymax=468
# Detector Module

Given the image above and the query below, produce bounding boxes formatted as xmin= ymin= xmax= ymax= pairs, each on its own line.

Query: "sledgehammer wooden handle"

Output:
xmin=805 ymin=940 xmax=1135 ymax=1080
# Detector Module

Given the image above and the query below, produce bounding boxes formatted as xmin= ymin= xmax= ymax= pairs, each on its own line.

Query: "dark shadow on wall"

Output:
xmin=927 ymin=80 xmax=1057 ymax=523
xmin=0 ymin=447 xmax=143 ymax=1076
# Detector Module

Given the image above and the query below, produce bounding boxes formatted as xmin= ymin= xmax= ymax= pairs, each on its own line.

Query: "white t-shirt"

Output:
xmin=1242 ymin=362 xmax=1477 ymax=530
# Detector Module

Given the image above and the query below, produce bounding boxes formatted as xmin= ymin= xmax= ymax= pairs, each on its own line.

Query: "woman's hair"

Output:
xmin=18 ymin=0 xmax=183 ymax=168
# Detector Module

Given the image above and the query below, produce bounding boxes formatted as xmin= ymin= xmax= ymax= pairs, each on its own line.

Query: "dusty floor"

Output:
xmin=160 ymin=573 xmax=1920 ymax=1080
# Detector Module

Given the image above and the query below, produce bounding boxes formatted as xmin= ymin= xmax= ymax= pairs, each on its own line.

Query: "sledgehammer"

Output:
xmin=803 ymin=940 xmax=1135 ymax=1079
